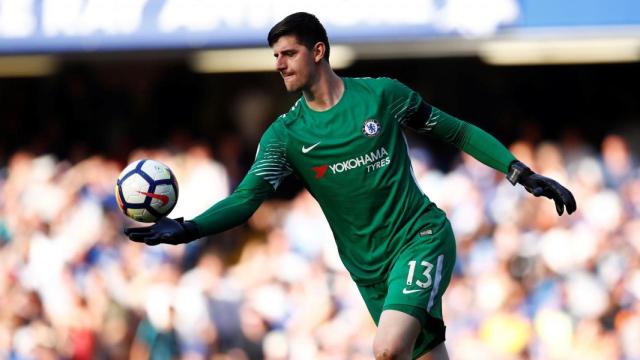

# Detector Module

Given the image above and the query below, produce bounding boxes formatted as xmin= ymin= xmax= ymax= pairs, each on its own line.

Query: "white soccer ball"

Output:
xmin=115 ymin=159 xmax=179 ymax=223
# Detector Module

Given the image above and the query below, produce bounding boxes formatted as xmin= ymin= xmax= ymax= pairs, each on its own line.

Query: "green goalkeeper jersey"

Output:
xmin=194 ymin=77 xmax=515 ymax=284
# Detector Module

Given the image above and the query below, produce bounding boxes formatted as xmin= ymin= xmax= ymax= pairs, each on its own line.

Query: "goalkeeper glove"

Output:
xmin=124 ymin=217 xmax=200 ymax=246
xmin=507 ymin=160 xmax=577 ymax=216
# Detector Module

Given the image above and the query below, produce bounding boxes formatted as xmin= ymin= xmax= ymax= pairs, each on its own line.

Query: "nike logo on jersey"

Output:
xmin=402 ymin=288 xmax=424 ymax=294
xmin=302 ymin=142 xmax=321 ymax=153
xmin=138 ymin=191 xmax=169 ymax=206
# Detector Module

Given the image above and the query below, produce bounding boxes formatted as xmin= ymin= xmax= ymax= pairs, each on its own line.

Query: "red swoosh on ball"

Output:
xmin=138 ymin=191 xmax=169 ymax=206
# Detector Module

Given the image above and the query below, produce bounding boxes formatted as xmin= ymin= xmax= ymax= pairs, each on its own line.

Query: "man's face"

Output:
xmin=272 ymin=35 xmax=318 ymax=92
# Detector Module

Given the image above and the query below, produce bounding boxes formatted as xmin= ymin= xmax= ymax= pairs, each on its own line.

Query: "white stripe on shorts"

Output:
xmin=427 ymin=254 xmax=444 ymax=312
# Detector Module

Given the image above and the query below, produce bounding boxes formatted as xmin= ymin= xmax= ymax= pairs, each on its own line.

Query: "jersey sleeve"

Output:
xmin=191 ymin=122 xmax=293 ymax=236
xmin=384 ymin=78 xmax=516 ymax=174
xmin=421 ymin=107 xmax=516 ymax=173
xmin=383 ymin=78 xmax=434 ymax=130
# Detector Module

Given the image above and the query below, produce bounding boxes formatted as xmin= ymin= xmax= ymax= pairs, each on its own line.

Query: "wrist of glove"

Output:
xmin=124 ymin=217 xmax=200 ymax=246
xmin=507 ymin=160 xmax=577 ymax=216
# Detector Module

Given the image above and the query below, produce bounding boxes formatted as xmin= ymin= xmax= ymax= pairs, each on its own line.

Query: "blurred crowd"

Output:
xmin=0 ymin=131 xmax=639 ymax=360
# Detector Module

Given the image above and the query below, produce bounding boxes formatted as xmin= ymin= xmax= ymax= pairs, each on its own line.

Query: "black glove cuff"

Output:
xmin=182 ymin=220 xmax=201 ymax=241
xmin=507 ymin=160 xmax=533 ymax=185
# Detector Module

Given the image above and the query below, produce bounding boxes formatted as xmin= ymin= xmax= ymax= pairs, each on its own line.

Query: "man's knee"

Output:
xmin=373 ymin=335 xmax=412 ymax=360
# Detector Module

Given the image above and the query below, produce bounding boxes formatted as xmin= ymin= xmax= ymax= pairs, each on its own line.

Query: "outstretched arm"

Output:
xmin=125 ymin=125 xmax=293 ymax=245
xmin=402 ymin=101 xmax=576 ymax=215
xmin=125 ymin=176 xmax=276 ymax=245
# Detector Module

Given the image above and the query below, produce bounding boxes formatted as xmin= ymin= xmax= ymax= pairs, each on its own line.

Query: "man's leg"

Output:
xmin=374 ymin=310 xmax=449 ymax=360
xmin=374 ymin=310 xmax=421 ymax=359
xmin=416 ymin=342 xmax=449 ymax=360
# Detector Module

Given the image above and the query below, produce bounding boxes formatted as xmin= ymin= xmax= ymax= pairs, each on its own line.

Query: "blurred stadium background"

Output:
xmin=1 ymin=1 xmax=640 ymax=359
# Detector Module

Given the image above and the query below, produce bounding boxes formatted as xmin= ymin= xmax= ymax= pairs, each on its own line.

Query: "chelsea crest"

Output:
xmin=362 ymin=119 xmax=381 ymax=137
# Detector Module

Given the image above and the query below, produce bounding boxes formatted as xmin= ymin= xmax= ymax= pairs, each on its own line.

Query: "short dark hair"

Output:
xmin=268 ymin=12 xmax=330 ymax=61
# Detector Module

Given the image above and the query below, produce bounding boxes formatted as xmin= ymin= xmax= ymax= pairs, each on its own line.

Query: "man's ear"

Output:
xmin=313 ymin=42 xmax=326 ymax=63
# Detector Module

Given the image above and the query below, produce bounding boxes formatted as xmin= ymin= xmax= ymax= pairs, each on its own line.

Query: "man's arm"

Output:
xmin=402 ymin=103 xmax=516 ymax=173
xmin=125 ymin=126 xmax=293 ymax=245
xmin=124 ymin=177 xmax=275 ymax=245
xmin=191 ymin=171 xmax=278 ymax=235
xmin=401 ymin=101 xmax=576 ymax=215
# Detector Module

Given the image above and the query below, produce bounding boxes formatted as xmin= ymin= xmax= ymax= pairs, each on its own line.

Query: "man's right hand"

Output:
xmin=124 ymin=217 xmax=200 ymax=246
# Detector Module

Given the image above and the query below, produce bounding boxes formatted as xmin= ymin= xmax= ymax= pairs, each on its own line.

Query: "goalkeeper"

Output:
xmin=125 ymin=12 xmax=576 ymax=360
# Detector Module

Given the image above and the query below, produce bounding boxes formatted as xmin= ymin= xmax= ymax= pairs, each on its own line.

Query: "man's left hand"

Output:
xmin=507 ymin=160 xmax=577 ymax=216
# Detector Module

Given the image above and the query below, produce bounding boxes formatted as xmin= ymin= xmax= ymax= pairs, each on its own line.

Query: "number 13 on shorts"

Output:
xmin=399 ymin=254 xmax=446 ymax=313
xmin=385 ymin=219 xmax=456 ymax=317
xmin=406 ymin=260 xmax=434 ymax=288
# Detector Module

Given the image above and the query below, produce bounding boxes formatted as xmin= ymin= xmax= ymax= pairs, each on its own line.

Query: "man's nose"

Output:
xmin=275 ymin=56 xmax=286 ymax=71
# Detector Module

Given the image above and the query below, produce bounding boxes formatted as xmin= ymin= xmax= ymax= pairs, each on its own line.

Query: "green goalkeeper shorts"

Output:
xmin=356 ymin=206 xmax=456 ymax=358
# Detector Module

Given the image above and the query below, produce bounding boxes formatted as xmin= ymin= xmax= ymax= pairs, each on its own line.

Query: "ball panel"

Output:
xmin=126 ymin=208 xmax=158 ymax=223
xmin=141 ymin=160 xmax=172 ymax=181
xmin=119 ymin=160 xmax=143 ymax=180
xmin=119 ymin=174 xmax=151 ymax=204
xmin=115 ymin=184 xmax=126 ymax=211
